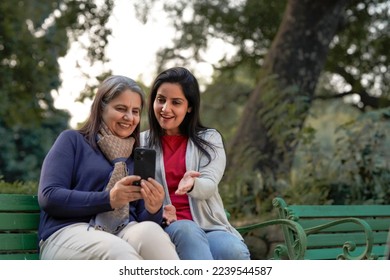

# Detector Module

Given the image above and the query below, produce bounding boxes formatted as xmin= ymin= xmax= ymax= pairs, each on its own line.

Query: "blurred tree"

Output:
xmin=134 ymin=0 xmax=389 ymax=213
xmin=0 ymin=0 xmax=114 ymax=182
xmin=136 ymin=0 xmax=389 ymax=110
xmin=228 ymin=0 xmax=348 ymax=189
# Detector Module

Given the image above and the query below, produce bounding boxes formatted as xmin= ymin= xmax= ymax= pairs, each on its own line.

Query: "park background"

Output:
xmin=1 ymin=0 xmax=389 ymax=258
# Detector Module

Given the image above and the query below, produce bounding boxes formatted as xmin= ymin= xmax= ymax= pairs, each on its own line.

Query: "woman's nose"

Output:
xmin=162 ymin=103 xmax=169 ymax=112
xmin=123 ymin=111 xmax=133 ymax=120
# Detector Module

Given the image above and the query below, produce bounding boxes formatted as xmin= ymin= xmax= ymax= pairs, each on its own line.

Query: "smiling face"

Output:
xmin=153 ymin=82 xmax=191 ymax=135
xmin=102 ymin=89 xmax=142 ymax=138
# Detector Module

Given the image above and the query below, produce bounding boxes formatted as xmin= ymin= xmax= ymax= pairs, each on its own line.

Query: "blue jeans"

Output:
xmin=164 ymin=220 xmax=251 ymax=260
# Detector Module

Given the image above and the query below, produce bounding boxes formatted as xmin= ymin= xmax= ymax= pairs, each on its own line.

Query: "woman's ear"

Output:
xmin=187 ymin=107 xmax=192 ymax=113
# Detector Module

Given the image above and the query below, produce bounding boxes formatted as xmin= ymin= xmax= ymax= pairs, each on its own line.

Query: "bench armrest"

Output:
xmin=304 ymin=218 xmax=376 ymax=260
xmin=272 ymin=197 xmax=377 ymax=260
xmin=236 ymin=218 xmax=307 ymax=259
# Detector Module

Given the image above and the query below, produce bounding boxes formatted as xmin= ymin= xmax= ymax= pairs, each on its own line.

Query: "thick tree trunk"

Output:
xmin=226 ymin=0 xmax=348 ymax=182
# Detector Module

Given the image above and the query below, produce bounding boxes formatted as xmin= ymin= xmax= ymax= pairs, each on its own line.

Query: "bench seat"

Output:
xmin=1 ymin=193 xmax=389 ymax=260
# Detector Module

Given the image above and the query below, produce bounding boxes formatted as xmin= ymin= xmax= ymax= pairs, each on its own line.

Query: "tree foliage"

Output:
xmin=322 ymin=0 xmax=390 ymax=109
xmin=0 ymin=0 xmax=114 ymax=182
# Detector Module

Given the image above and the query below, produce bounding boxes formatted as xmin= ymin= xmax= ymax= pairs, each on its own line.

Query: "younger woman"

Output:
xmin=141 ymin=67 xmax=250 ymax=260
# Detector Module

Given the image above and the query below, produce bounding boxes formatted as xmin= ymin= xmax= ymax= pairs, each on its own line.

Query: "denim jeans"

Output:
xmin=164 ymin=220 xmax=251 ymax=260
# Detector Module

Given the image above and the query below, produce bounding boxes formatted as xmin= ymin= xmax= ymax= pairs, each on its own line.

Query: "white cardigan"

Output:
xmin=140 ymin=129 xmax=243 ymax=240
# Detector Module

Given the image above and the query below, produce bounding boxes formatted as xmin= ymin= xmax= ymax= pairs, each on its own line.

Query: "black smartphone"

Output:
xmin=133 ymin=147 xmax=156 ymax=186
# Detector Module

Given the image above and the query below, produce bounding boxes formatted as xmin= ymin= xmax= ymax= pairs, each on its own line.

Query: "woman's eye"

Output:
xmin=156 ymin=97 xmax=165 ymax=104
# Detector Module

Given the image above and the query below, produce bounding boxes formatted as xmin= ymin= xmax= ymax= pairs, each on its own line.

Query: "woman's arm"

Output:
xmin=38 ymin=130 xmax=112 ymax=218
xmin=187 ymin=129 xmax=226 ymax=200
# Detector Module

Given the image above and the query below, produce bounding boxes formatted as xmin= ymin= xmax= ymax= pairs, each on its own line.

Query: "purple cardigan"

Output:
xmin=38 ymin=129 xmax=162 ymax=241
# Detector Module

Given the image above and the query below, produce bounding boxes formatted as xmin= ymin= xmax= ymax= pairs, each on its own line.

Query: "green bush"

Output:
xmin=0 ymin=178 xmax=38 ymax=194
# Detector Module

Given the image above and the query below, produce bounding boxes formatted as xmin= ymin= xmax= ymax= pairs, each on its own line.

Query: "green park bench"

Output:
xmin=1 ymin=194 xmax=389 ymax=260
xmin=236 ymin=197 xmax=390 ymax=260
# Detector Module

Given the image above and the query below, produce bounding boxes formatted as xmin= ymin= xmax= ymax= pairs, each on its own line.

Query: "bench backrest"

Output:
xmin=274 ymin=197 xmax=390 ymax=260
xmin=0 ymin=194 xmax=40 ymax=260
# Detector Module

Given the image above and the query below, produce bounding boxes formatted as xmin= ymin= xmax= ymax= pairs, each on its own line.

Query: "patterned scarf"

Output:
xmin=90 ymin=122 xmax=135 ymax=234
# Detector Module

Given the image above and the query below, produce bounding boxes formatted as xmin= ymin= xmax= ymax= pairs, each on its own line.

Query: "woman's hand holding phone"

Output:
xmin=139 ymin=178 xmax=165 ymax=214
xmin=109 ymin=175 xmax=142 ymax=209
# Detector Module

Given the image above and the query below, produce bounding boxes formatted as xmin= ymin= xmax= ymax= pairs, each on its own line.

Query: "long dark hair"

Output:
xmin=79 ymin=75 xmax=145 ymax=150
xmin=147 ymin=67 xmax=215 ymax=163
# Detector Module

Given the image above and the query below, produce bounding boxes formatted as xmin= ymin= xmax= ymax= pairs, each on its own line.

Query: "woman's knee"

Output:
xmin=165 ymin=220 xmax=209 ymax=249
xmin=120 ymin=221 xmax=179 ymax=259
xmin=121 ymin=221 xmax=171 ymax=244
xmin=216 ymin=241 xmax=250 ymax=260
xmin=94 ymin=237 xmax=141 ymax=259
xmin=141 ymin=221 xmax=172 ymax=242
xmin=165 ymin=220 xmax=203 ymax=237
xmin=208 ymin=231 xmax=251 ymax=260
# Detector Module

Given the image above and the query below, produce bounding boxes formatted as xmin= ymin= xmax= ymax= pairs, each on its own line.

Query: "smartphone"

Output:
xmin=133 ymin=147 xmax=156 ymax=186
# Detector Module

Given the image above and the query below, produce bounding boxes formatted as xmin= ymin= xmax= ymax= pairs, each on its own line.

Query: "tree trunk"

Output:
xmin=226 ymin=0 xmax=348 ymax=182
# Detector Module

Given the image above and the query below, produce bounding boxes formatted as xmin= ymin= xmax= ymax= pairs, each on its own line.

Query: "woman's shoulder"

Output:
xmin=59 ymin=129 xmax=83 ymax=139
xmin=198 ymin=128 xmax=221 ymax=139
xmin=45 ymin=130 xmax=84 ymax=155
xmin=197 ymin=128 xmax=225 ymax=147
xmin=54 ymin=129 xmax=85 ymax=146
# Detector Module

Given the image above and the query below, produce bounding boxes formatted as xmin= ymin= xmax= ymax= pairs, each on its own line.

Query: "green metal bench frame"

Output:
xmin=236 ymin=197 xmax=390 ymax=260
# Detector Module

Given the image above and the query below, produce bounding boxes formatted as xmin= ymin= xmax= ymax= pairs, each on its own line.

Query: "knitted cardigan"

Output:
xmin=140 ymin=129 xmax=243 ymax=240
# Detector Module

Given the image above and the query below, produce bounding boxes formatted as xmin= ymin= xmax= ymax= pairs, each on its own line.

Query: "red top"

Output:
xmin=162 ymin=135 xmax=193 ymax=220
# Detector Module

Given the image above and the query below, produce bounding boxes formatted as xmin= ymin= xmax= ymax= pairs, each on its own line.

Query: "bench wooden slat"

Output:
xmin=369 ymin=232 xmax=388 ymax=244
xmin=305 ymin=245 xmax=387 ymax=260
xmin=306 ymin=232 xmax=388 ymax=247
xmin=299 ymin=218 xmax=390 ymax=232
xmin=0 ymin=194 xmax=39 ymax=211
xmin=0 ymin=213 xmax=40 ymax=230
xmin=360 ymin=219 xmax=389 ymax=231
xmin=305 ymin=247 xmax=363 ymax=260
xmin=307 ymin=232 xmax=369 ymax=247
xmin=0 ymin=233 xmax=38 ymax=250
xmin=288 ymin=205 xmax=390 ymax=218
xmin=0 ymin=253 xmax=39 ymax=260
xmin=370 ymin=245 xmax=387 ymax=259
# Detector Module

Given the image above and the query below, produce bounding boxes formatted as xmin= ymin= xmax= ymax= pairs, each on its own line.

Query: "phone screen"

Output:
xmin=133 ymin=147 xmax=156 ymax=186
